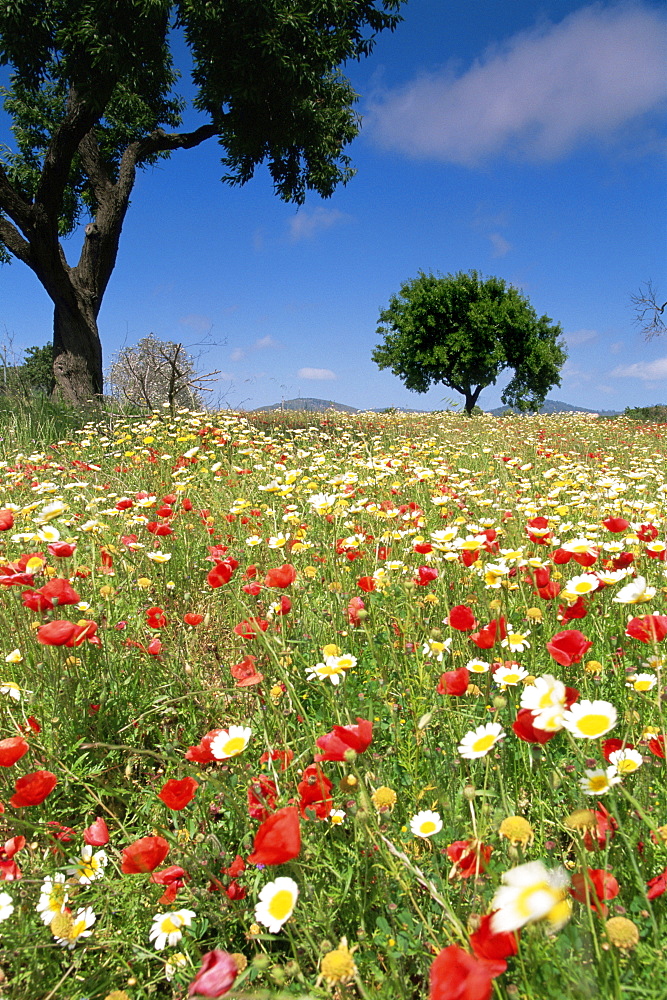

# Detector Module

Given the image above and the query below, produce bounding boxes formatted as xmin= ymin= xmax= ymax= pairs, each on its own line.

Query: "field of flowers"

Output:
xmin=0 ymin=405 xmax=665 ymax=1000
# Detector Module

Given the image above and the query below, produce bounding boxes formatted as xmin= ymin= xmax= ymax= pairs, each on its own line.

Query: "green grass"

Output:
xmin=0 ymin=406 xmax=665 ymax=999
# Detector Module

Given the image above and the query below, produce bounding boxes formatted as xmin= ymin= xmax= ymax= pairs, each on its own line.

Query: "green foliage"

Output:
xmin=624 ymin=403 xmax=667 ymax=422
xmin=0 ymin=0 xmax=405 ymax=248
xmin=373 ymin=269 xmax=567 ymax=414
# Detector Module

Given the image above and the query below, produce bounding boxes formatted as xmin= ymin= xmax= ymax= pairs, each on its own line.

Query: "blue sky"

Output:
xmin=1 ymin=0 xmax=666 ymax=412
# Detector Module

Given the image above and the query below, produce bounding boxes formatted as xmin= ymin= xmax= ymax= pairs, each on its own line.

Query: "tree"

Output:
xmin=372 ymin=270 xmax=567 ymax=415
xmin=0 ymin=1 xmax=404 ymax=406
xmin=631 ymin=280 xmax=666 ymax=340
xmin=0 ymin=342 xmax=53 ymax=396
xmin=109 ymin=334 xmax=221 ymax=414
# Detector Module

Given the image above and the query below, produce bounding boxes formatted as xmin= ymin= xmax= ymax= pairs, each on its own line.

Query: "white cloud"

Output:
xmin=610 ymin=357 xmax=667 ymax=381
xmin=488 ymin=232 xmax=511 ymax=258
xmin=564 ymin=328 xmax=598 ymax=346
xmin=230 ymin=347 xmax=245 ymax=361
xmin=288 ymin=207 xmax=350 ymax=241
xmin=179 ymin=313 xmax=213 ymax=332
xmin=253 ymin=335 xmax=280 ymax=350
xmin=367 ymin=4 xmax=667 ymax=165
xmin=298 ymin=367 xmax=337 ymax=380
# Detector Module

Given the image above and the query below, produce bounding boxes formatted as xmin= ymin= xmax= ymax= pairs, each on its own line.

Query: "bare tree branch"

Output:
xmin=631 ymin=280 xmax=667 ymax=340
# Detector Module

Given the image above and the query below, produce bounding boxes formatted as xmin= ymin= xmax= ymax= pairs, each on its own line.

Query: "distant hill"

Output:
xmin=252 ymin=396 xmax=621 ymax=417
xmin=488 ymin=398 xmax=620 ymax=416
xmin=253 ymin=397 xmax=358 ymax=413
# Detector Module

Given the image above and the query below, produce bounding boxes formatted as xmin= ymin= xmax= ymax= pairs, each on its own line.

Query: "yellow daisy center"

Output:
xmin=267 ymin=890 xmax=293 ymax=921
xmin=576 ymin=714 xmax=610 ymax=737
xmin=472 ymin=733 xmax=497 ymax=753
xmin=221 ymin=736 xmax=246 ymax=756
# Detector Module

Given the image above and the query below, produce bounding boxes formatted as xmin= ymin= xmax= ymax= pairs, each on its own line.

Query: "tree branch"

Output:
xmin=35 ymin=85 xmax=111 ymax=229
xmin=117 ymin=122 xmax=219 ymax=200
xmin=77 ymin=130 xmax=115 ymax=205
xmin=0 ymin=216 xmax=33 ymax=266
xmin=0 ymin=163 xmax=35 ymax=234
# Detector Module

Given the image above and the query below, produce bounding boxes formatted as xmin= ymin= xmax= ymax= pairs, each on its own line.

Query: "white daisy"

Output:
xmin=255 ymin=877 xmax=299 ymax=933
xmin=67 ymin=845 xmax=108 ymax=885
xmin=409 ymin=810 xmax=443 ymax=839
xmin=561 ymin=699 xmax=617 ymax=740
xmin=149 ymin=909 xmax=196 ymax=950
xmin=493 ymin=663 xmax=529 ymax=688
xmin=36 ymin=874 xmax=69 ymax=926
xmin=52 ymin=907 xmax=96 ymax=949
xmin=209 ymin=725 xmax=252 ymax=760
xmin=458 ymin=722 xmax=506 ymax=759
xmin=613 ymin=576 xmax=655 ymax=604
xmin=579 ymin=768 xmax=621 ymax=795
xmin=490 ymin=861 xmax=571 ymax=934
xmin=608 ymin=748 xmax=644 ymax=775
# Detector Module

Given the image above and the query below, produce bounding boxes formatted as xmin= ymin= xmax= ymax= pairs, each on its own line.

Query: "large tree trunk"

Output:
xmin=52 ymin=296 xmax=103 ymax=406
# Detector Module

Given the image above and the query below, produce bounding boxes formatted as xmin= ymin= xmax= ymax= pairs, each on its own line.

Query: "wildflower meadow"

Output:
xmin=0 ymin=405 xmax=666 ymax=1000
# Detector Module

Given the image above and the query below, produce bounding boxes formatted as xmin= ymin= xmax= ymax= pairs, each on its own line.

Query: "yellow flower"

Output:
xmin=319 ymin=938 xmax=358 ymax=986
xmin=137 ymin=577 xmax=152 ymax=589
xmin=5 ymin=649 xmax=23 ymax=664
xmin=499 ymin=816 xmax=534 ymax=847
xmin=605 ymin=917 xmax=639 ymax=950
xmin=371 ymin=786 xmax=397 ymax=812
xmin=322 ymin=643 xmax=341 ymax=657
xmin=526 ymin=607 xmax=543 ymax=622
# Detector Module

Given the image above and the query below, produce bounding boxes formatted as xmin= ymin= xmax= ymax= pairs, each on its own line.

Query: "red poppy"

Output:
xmin=437 ymin=667 xmax=470 ymax=697
xmin=347 ymin=596 xmax=366 ymax=626
xmin=146 ymin=521 xmax=174 ymax=536
xmin=357 ymin=576 xmax=376 ymax=592
xmin=222 ymin=854 xmax=246 ymax=878
xmin=314 ymin=718 xmax=373 ymax=761
xmin=446 ymin=840 xmax=493 ymax=879
xmin=150 ymin=864 xmax=188 ymax=904
xmin=298 ymin=763 xmax=333 ymax=820
xmin=36 ymin=619 xmax=98 ymax=647
xmin=146 ymin=606 xmax=167 ymax=629
xmin=647 ymin=868 xmax=667 ymax=900
xmin=415 ymin=565 xmax=438 ymax=586
xmin=0 ymin=736 xmax=29 ymax=767
xmin=582 ymin=803 xmax=618 ymax=851
xmin=0 ymin=834 xmax=25 ymax=880
xmin=469 ymin=913 xmax=518 ymax=969
xmin=242 ymin=581 xmax=262 ymax=596
xmin=233 ymin=618 xmax=269 ymax=639
xmin=224 ymin=879 xmax=246 ymax=900
xmin=147 ymin=637 xmax=162 ymax=656
xmin=448 ymin=605 xmax=477 ymax=631
xmin=625 ymin=615 xmax=667 ymax=643
xmin=648 ymin=735 xmax=666 ymax=759
xmin=188 ymin=949 xmax=238 ymax=998
xmin=10 ymin=770 xmax=57 ymax=807
xmin=429 ymin=944 xmax=495 ymax=1000
xmin=185 ymin=728 xmax=223 ymax=764
xmin=159 ymin=776 xmax=199 ymax=810
xmin=558 ymin=596 xmax=589 ymax=621
xmin=272 ymin=595 xmax=292 ymax=616
xmin=247 ymin=805 xmax=301 ymax=865
xmin=0 ymin=510 xmax=14 ymax=531
xmin=121 ymin=835 xmax=170 ymax=873
xmin=470 ymin=617 xmax=506 ymax=650
xmin=247 ymin=775 xmax=278 ymax=820
xmin=47 ymin=541 xmax=77 ymax=557
xmin=602 ymin=517 xmax=629 ymax=533
xmin=512 ymin=709 xmax=557 ymax=744
xmin=183 ymin=613 xmax=204 ymax=626
xmin=637 ymin=523 xmax=659 ymax=542
xmin=22 ymin=578 xmax=80 ymax=612
xmin=83 ymin=816 xmax=110 ymax=846
xmin=207 ymin=559 xmax=236 ymax=588
xmin=602 ymin=738 xmax=634 ymax=762
xmin=230 ymin=654 xmax=264 ymax=687
xmin=570 ymin=869 xmax=619 ymax=915
xmin=264 ymin=564 xmax=296 ymax=588
xmin=546 ymin=629 xmax=592 ymax=666
xmin=259 ymin=747 xmax=294 ymax=771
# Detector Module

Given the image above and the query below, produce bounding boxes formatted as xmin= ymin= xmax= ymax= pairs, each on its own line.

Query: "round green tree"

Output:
xmin=372 ymin=270 xmax=568 ymax=414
